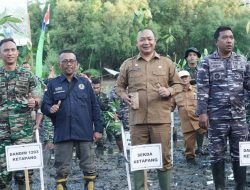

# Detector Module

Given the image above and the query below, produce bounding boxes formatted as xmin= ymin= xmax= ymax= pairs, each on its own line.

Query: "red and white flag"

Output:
xmin=42 ymin=4 xmax=50 ymax=31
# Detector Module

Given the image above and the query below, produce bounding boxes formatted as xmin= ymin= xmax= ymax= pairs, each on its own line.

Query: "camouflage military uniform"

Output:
xmin=184 ymin=65 xmax=198 ymax=85
xmin=95 ymin=92 xmax=110 ymax=146
xmin=0 ymin=66 xmax=39 ymax=188
xmin=41 ymin=116 xmax=53 ymax=144
xmin=36 ymin=108 xmax=53 ymax=145
xmin=39 ymin=79 xmax=53 ymax=145
xmin=96 ymin=92 xmax=109 ymax=112
xmin=109 ymin=88 xmax=129 ymax=130
xmin=96 ymin=91 xmax=123 ymax=142
xmin=245 ymin=62 xmax=250 ymax=140
xmin=197 ymin=51 xmax=250 ymax=163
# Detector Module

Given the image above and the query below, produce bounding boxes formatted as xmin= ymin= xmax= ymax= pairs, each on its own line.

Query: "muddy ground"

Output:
xmin=10 ymin=133 xmax=250 ymax=190
xmin=9 ymin=80 xmax=250 ymax=189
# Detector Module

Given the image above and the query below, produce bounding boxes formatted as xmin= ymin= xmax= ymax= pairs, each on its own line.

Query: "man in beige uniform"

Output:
xmin=115 ymin=29 xmax=182 ymax=190
xmin=171 ymin=70 xmax=206 ymax=165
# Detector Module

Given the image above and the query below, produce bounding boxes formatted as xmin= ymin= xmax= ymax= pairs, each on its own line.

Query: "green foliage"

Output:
xmin=103 ymin=111 xmax=122 ymax=135
xmin=28 ymin=3 xmax=43 ymax=49
xmin=161 ymin=27 xmax=176 ymax=55
xmin=16 ymin=43 xmax=34 ymax=72
xmin=109 ymin=99 xmax=120 ymax=112
xmin=43 ymin=49 xmax=59 ymax=78
xmin=175 ymin=59 xmax=187 ymax=72
xmin=0 ymin=15 xmax=22 ymax=25
xmin=28 ymin=0 xmax=250 ymax=71
xmin=0 ymin=14 xmax=22 ymax=37
xmin=82 ymin=68 xmax=101 ymax=78
xmin=130 ymin=7 xmax=153 ymax=47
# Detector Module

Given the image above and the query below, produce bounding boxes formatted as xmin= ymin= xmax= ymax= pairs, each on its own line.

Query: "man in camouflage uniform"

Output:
xmin=184 ymin=47 xmax=201 ymax=85
xmin=0 ymin=38 xmax=40 ymax=189
xmin=22 ymin=61 xmax=54 ymax=148
xmin=22 ymin=62 xmax=54 ymax=147
xmin=246 ymin=86 xmax=250 ymax=141
xmin=184 ymin=47 xmax=207 ymax=155
xmin=91 ymin=78 xmax=109 ymax=148
xmin=92 ymin=78 xmax=124 ymax=152
xmin=197 ymin=26 xmax=250 ymax=190
xmin=34 ymin=110 xmax=54 ymax=146
xmin=109 ymin=86 xmax=129 ymax=130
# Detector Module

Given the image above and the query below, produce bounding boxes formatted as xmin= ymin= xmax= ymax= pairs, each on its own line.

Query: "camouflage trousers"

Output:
xmin=0 ymin=113 xmax=33 ymax=187
xmin=208 ymin=118 xmax=248 ymax=163
xmin=40 ymin=116 xmax=54 ymax=144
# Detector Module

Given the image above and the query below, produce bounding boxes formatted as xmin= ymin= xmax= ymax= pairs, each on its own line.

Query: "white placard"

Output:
xmin=5 ymin=143 xmax=43 ymax=171
xmin=239 ymin=141 xmax=250 ymax=166
xmin=124 ymin=131 xmax=131 ymax=150
xmin=130 ymin=144 xmax=162 ymax=171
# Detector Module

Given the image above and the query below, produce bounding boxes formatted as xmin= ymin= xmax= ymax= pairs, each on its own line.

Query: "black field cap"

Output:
xmin=184 ymin=47 xmax=201 ymax=59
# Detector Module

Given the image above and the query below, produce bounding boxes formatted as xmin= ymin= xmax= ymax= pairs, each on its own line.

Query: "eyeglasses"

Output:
xmin=61 ymin=59 xmax=77 ymax=64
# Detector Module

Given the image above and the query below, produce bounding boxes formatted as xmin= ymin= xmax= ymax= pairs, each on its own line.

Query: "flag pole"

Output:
xmin=35 ymin=4 xmax=50 ymax=78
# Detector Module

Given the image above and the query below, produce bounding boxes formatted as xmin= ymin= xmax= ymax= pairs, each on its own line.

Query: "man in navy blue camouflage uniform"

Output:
xmin=197 ymin=26 xmax=250 ymax=190
xmin=41 ymin=50 xmax=103 ymax=190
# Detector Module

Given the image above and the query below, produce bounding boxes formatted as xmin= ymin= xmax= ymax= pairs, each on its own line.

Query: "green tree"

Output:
xmin=28 ymin=0 xmax=250 ymax=74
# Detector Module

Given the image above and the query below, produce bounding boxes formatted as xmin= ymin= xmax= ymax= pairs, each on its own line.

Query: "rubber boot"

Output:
xmin=157 ymin=170 xmax=171 ymax=190
xmin=232 ymin=161 xmax=246 ymax=190
xmin=15 ymin=170 xmax=33 ymax=190
xmin=133 ymin=170 xmax=144 ymax=190
xmin=56 ymin=178 xmax=67 ymax=190
xmin=195 ymin=133 xmax=204 ymax=154
xmin=211 ymin=161 xmax=225 ymax=190
xmin=83 ymin=175 xmax=96 ymax=190
xmin=16 ymin=176 xmax=32 ymax=190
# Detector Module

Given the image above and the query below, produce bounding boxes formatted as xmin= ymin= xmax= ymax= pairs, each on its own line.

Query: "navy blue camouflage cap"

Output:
xmin=184 ymin=47 xmax=201 ymax=59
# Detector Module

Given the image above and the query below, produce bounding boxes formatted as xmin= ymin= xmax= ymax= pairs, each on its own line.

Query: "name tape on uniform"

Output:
xmin=5 ymin=143 xmax=43 ymax=171
xmin=130 ymin=144 xmax=162 ymax=171
xmin=239 ymin=142 xmax=250 ymax=166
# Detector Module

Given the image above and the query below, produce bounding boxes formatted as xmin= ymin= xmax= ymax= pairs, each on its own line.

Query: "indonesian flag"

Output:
xmin=42 ymin=4 xmax=50 ymax=31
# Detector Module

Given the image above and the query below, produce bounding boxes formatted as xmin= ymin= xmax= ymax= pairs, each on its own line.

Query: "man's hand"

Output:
xmin=33 ymin=124 xmax=40 ymax=129
xmin=122 ymin=93 xmax=132 ymax=105
xmin=158 ymin=87 xmax=171 ymax=97
xmin=28 ymin=93 xmax=36 ymax=108
xmin=93 ymin=132 xmax=102 ymax=142
xmin=50 ymin=100 xmax=61 ymax=113
xmin=45 ymin=143 xmax=54 ymax=150
xmin=199 ymin=113 xmax=209 ymax=129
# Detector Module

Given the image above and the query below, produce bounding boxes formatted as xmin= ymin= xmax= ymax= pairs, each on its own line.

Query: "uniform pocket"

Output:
xmin=77 ymin=92 xmax=88 ymax=106
xmin=54 ymin=93 xmax=66 ymax=103
xmin=152 ymin=70 xmax=168 ymax=87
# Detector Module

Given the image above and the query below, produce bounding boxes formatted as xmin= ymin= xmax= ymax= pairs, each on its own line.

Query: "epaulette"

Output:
xmin=17 ymin=66 xmax=34 ymax=76
xmin=234 ymin=54 xmax=245 ymax=59
xmin=126 ymin=56 xmax=137 ymax=62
